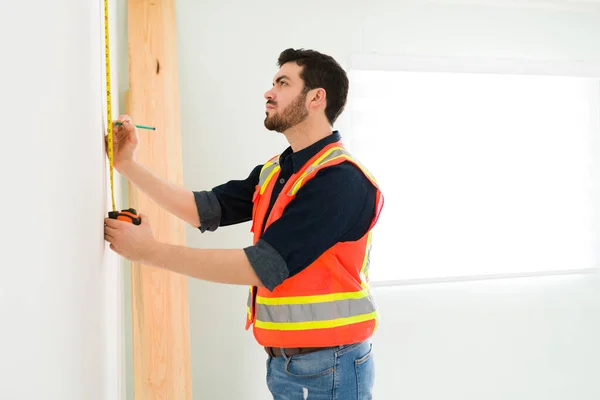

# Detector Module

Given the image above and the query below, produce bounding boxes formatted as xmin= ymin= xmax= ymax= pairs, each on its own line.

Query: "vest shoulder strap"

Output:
xmin=288 ymin=146 xmax=379 ymax=197
xmin=257 ymin=155 xmax=281 ymax=194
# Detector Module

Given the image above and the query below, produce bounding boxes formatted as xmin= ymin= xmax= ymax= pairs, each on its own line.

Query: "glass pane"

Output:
xmin=349 ymin=70 xmax=598 ymax=282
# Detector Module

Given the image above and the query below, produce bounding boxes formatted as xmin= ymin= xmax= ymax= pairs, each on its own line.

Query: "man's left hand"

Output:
xmin=104 ymin=213 xmax=158 ymax=263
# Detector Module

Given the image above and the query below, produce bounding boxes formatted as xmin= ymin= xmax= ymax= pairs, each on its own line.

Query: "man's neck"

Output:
xmin=284 ymin=119 xmax=333 ymax=152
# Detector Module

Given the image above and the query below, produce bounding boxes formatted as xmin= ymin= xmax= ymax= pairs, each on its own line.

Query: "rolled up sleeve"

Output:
xmin=243 ymin=239 xmax=289 ymax=291
xmin=193 ymin=190 xmax=222 ymax=232
xmin=192 ymin=164 xmax=262 ymax=231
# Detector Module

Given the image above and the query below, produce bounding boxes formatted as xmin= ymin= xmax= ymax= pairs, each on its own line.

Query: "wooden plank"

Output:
xmin=127 ymin=1 xmax=192 ymax=399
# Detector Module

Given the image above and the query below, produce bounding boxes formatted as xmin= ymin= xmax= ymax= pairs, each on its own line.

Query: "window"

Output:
xmin=348 ymin=56 xmax=599 ymax=284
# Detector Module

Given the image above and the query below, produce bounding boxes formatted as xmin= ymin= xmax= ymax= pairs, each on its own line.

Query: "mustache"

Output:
xmin=266 ymin=100 xmax=277 ymax=106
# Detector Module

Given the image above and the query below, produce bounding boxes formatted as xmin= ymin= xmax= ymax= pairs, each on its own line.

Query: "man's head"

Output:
xmin=264 ymin=48 xmax=349 ymax=133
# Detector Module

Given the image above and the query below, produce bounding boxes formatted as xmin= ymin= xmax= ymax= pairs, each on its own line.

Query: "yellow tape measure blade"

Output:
xmin=104 ymin=0 xmax=116 ymax=212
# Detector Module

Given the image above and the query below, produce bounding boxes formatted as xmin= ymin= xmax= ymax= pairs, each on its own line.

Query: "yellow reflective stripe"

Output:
xmin=313 ymin=146 xmax=346 ymax=165
xmin=262 ymin=160 xmax=275 ymax=169
xmin=260 ymin=165 xmax=280 ymax=194
xmin=287 ymin=146 xmax=379 ymax=197
xmin=290 ymin=154 xmax=350 ymax=196
xmin=247 ymin=287 xmax=254 ymax=317
xmin=257 ymin=156 xmax=281 ymax=193
xmin=289 ymin=177 xmax=306 ymax=196
xmin=352 ymin=157 xmax=378 ymax=185
xmin=256 ymin=290 xmax=368 ymax=306
xmin=289 ymin=146 xmax=349 ymax=196
xmin=360 ymin=232 xmax=372 ymax=290
xmin=360 ymin=232 xmax=372 ymax=274
xmin=362 ymin=270 xmax=370 ymax=290
xmin=254 ymin=311 xmax=378 ymax=331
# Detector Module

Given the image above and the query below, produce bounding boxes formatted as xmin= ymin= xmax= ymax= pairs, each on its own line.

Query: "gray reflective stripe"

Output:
xmin=258 ymin=159 xmax=280 ymax=189
xmin=255 ymin=295 xmax=377 ymax=323
xmin=247 ymin=292 xmax=252 ymax=308
xmin=317 ymin=147 xmax=350 ymax=165
xmin=288 ymin=148 xmax=351 ymax=195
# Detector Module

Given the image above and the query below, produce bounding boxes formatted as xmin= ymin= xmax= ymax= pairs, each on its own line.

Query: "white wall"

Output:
xmin=174 ymin=1 xmax=600 ymax=399
xmin=0 ymin=1 xmax=124 ymax=399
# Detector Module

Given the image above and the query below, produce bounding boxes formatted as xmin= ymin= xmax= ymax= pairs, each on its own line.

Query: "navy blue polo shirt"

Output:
xmin=193 ymin=131 xmax=377 ymax=291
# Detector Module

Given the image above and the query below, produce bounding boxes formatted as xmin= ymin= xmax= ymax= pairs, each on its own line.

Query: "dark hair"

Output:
xmin=277 ymin=48 xmax=349 ymax=126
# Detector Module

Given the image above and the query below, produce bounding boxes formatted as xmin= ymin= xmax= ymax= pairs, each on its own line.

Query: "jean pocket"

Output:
xmin=284 ymin=351 xmax=335 ymax=379
xmin=355 ymin=343 xmax=374 ymax=399
xmin=355 ymin=343 xmax=373 ymax=365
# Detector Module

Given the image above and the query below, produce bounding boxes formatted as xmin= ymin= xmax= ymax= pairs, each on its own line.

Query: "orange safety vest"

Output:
xmin=245 ymin=140 xmax=384 ymax=348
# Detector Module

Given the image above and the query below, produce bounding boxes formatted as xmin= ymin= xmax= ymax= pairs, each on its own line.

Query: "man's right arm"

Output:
xmin=118 ymin=160 xmax=202 ymax=228
xmin=118 ymin=160 xmax=262 ymax=231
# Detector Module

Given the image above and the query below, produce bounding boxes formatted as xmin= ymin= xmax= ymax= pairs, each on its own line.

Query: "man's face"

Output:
xmin=264 ymin=62 xmax=309 ymax=133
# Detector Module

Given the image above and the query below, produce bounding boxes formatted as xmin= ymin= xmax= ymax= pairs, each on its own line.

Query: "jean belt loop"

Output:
xmin=280 ymin=348 xmax=288 ymax=359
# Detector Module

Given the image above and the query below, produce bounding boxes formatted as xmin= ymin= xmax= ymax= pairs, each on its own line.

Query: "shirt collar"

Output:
xmin=279 ymin=131 xmax=342 ymax=173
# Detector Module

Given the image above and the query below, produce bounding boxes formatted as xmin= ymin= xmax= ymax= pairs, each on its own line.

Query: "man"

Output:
xmin=104 ymin=48 xmax=384 ymax=399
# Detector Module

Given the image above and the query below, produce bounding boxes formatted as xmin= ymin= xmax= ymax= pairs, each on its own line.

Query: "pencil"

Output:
xmin=115 ymin=121 xmax=156 ymax=130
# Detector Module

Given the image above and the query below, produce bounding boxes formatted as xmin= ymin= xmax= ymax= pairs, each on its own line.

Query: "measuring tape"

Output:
xmin=104 ymin=0 xmax=116 ymax=213
xmin=104 ymin=0 xmax=141 ymax=225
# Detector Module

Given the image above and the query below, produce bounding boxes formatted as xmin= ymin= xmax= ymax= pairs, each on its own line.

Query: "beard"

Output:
xmin=264 ymin=91 xmax=309 ymax=132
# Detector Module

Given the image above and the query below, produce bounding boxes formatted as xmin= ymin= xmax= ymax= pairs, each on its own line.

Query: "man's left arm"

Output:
xmin=148 ymin=245 xmax=265 ymax=286
xmin=104 ymin=215 xmax=267 ymax=285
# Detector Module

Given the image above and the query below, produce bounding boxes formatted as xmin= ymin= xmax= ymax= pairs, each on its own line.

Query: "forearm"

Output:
xmin=145 ymin=243 xmax=264 ymax=287
xmin=118 ymin=160 xmax=200 ymax=227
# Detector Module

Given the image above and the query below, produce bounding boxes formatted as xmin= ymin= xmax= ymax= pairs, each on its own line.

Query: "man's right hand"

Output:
xmin=103 ymin=114 xmax=201 ymax=228
xmin=106 ymin=114 xmax=139 ymax=170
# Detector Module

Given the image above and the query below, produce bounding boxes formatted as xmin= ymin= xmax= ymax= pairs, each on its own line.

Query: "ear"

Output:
xmin=306 ymin=88 xmax=327 ymax=110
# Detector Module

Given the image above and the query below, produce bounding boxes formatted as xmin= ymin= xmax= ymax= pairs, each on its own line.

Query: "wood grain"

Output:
xmin=127 ymin=0 xmax=192 ymax=398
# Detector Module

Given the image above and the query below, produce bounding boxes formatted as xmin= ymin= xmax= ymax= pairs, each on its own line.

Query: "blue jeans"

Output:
xmin=266 ymin=340 xmax=374 ymax=399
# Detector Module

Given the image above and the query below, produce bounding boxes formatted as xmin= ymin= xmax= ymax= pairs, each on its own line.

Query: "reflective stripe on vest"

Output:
xmin=246 ymin=286 xmax=253 ymax=319
xmin=360 ymin=231 xmax=373 ymax=290
xmin=288 ymin=146 xmax=378 ymax=196
xmin=258 ymin=157 xmax=280 ymax=194
xmin=288 ymin=147 xmax=348 ymax=196
xmin=254 ymin=290 xmax=377 ymax=330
